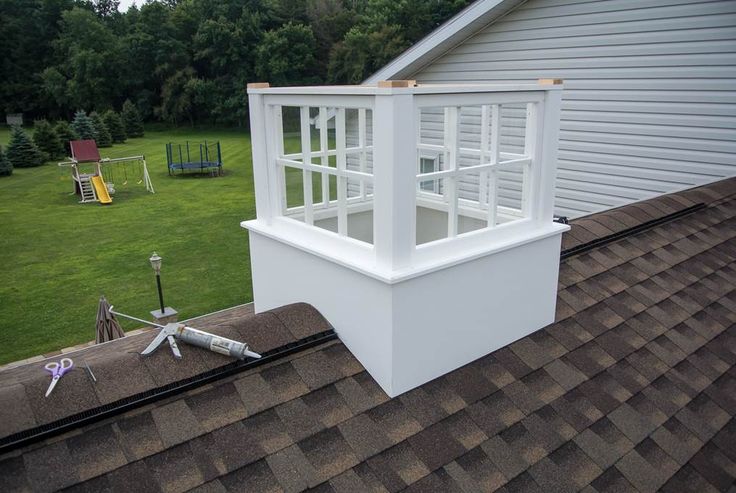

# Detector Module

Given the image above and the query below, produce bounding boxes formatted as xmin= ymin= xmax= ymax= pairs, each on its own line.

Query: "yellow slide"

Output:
xmin=91 ymin=175 xmax=112 ymax=204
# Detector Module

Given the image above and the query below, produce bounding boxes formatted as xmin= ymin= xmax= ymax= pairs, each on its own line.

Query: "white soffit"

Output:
xmin=363 ymin=0 xmax=526 ymax=84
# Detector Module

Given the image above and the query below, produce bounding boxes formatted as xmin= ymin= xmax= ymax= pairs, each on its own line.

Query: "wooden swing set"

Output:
xmin=57 ymin=140 xmax=154 ymax=204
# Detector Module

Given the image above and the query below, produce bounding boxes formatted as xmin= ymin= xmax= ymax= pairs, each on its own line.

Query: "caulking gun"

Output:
xmin=109 ymin=306 xmax=262 ymax=360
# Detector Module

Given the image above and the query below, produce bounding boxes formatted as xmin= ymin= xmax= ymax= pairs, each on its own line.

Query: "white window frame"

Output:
xmin=418 ymin=154 xmax=440 ymax=194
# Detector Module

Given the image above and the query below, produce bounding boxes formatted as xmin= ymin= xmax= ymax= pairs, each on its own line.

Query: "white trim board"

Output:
xmin=363 ymin=0 xmax=526 ymax=84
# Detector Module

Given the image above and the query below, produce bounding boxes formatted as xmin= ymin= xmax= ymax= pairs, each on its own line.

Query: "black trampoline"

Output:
xmin=166 ymin=141 xmax=223 ymax=176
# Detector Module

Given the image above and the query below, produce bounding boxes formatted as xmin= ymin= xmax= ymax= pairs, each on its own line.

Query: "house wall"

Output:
xmin=409 ymin=0 xmax=736 ymax=218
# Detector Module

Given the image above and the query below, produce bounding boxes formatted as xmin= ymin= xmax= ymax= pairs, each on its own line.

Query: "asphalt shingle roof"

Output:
xmin=1 ymin=177 xmax=735 ymax=492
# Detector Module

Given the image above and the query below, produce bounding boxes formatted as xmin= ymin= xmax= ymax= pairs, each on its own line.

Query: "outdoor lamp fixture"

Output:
xmin=149 ymin=252 xmax=165 ymax=315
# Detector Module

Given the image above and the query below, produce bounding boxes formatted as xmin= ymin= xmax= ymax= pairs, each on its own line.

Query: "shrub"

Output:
xmin=72 ymin=110 xmax=96 ymax=140
xmin=90 ymin=112 xmax=112 ymax=147
xmin=6 ymin=126 xmax=44 ymax=168
xmin=122 ymin=100 xmax=144 ymax=137
xmin=32 ymin=119 xmax=63 ymax=160
xmin=103 ymin=110 xmax=126 ymax=143
xmin=0 ymin=145 xmax=12 ymax=176
xmin=54 ymin=120 xmax=78 ymax=156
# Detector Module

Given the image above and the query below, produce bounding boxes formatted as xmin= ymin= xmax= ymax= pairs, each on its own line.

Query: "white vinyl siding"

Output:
xmin=410 ymin=0 xmax=736 ymax=218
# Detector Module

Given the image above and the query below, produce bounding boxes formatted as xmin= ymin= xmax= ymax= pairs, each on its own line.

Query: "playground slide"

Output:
xmin=91 ymin=175 xmax=112 ymax=204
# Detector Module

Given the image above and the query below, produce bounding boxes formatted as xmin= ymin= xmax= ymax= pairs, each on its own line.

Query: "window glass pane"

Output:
xmin=284 ymin=167 xmax=304 ymax=215
xmin=416 ymin=178 xmax=448 ymax=245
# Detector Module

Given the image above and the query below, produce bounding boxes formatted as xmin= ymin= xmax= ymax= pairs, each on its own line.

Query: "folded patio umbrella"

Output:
xmin=95 ymin=295 xmax=126 ymax=343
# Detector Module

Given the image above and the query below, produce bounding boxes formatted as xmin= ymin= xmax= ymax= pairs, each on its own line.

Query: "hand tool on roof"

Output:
xmin=44 ymin=358 xmax=74 ymax=397
xmin=84 ymin=361 xmax=97 ymax=383
xmin=108 ymin=306 xmax=262 ymax=360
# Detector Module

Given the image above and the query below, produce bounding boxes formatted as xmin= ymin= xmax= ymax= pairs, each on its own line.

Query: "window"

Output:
xmin=419 ymin=156 xmax=439 ymax=193
xmin=415 ymin=103 xmax=533 ymax=246
xmin=272 ymin=105 xmax=375 ymax=245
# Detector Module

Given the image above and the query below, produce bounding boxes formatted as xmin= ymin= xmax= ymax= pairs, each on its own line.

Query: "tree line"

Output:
xmin=0 ymin=104 xmax=144 ymax=176
xmin=1 ymin=0 xmax=471 ymax=127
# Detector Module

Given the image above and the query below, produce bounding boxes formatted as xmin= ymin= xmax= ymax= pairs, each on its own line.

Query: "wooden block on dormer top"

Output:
xmin=538 ymin=78 xmax=563 ymax=85
xmin=247 ymin=82 xmax=270 ymax=89
xmin=377 ymin=80 xmax=417 ymax=88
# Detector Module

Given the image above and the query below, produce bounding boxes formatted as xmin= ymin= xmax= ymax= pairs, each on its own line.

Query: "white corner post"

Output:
xmin=247 ymin=86 xmax=275 ymax=223
xmin=243 ymin=82 xmax=569 ymax=397
xmin=534 ymin=88 xmax=563 ymax=224
xmin=373 ymin=91 xmax=416 ymax=272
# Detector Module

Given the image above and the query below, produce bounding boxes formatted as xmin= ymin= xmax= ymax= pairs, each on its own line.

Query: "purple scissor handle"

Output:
xmin=44 ymin=358 xmax=73 ymax=397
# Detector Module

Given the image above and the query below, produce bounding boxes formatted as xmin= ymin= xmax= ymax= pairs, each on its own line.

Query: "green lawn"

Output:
xmin=0 ymin=126 xmax=261 ymax=364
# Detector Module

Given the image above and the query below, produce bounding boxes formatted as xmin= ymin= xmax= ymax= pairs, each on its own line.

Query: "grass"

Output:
xmin=0 ymin=125 xmax=259 ymax=364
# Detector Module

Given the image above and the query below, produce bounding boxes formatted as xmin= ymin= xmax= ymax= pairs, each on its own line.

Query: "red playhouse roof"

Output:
xmin=70 ymin=140 xmax=101 ymax=163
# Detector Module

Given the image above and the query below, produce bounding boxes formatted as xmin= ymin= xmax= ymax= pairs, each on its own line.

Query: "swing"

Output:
xmin=136 ymin=162 xmax=143 ymax=184
xmin=121 ymin=162 xmax=129 ymax=186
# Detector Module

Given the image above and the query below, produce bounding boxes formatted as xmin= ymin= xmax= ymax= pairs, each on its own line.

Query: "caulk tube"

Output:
xmin=175 ymin=325 xmax=262 ymax=359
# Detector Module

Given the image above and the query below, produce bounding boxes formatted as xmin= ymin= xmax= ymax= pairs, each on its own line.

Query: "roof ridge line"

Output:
xmin=0 ymin=330 xmax=337 ymax=454
xmin=561 ymin=203 xmax=706 ymax=261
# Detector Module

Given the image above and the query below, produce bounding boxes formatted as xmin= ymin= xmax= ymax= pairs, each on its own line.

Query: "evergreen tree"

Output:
xmin=32 ymin=119 xmax=63 ymax=160
xmin=122 ymin=100 xmax=144 ymax=137
xmin=72 ymin=110 xmax=96 ymax=140
xmin=0 ymin=146 xmax=12 ymax=177
xmin=102 ymin=110 xmax=126 ymax=143
xmin=91 ymin=112 xmax=113 ymax=147
xmin=54 ymin=120 xmax=78 ymax=156
xmin=6 ymin=126 xmax=45 ymax=168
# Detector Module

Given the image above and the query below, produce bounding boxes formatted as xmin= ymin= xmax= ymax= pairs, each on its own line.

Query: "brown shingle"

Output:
xmin=23 ymin=440 xmax=79 ymax=492
xmin=367 ymin=442 xmax=430 ymax=492
xmin=189 ymin=420 xmax=266 ymax=477
xmin=575 ymin=417 xmax=633 ymax=470
xmin=67 ymin=424 xmax=127 ymax=481
xmin=300 ymin=427 xmax=359 ymax=483
xmin=261 ymin=362 xmax=310 ymax=402
xmin=590 ymin=466 xmax=638 ymax=493
xmin=292 ymin=350 xmax=344 ymax=390
xmin=492 ymin=347 xmax=534 ymax=379
xmin=367 ymin=399 xmax=423 ymax=446
xmin=335 ymin=372 xmax=389 ymax=415
xmin=232 ymin=372 xmax=279 ymax=417
xmin=338 ymin=414 xmax=393 ymax=461
xmin=452 ymin=447 xmax=508 ymax=491
xmin=299 ymin=385 xmax=352 ymax=429
xmin=186 ymin=382 xmax=247 ymax=432
xmin=275 ymin=397 xmax=325 ymax=443
xmin=408 ymin=419 xmax=467 ymax=472
xmin=651 ymin=417 xmax=704 ymax=466
xmin=398 ymin=387 xmax=448 ymax=428
xmin=219 ymin=459 xmax=282 ymax=493
xmin=145 ymin=443 xmax=205 ymax=493
xmin=0 ymin=456 xmax=30 ymax=493
xmin=270 ymin=302 xmax=332 ymax=340
xmin=0 ymin=384 xmax=36 ymax=437
xmin=151 ymin=399 xmax=204 ymax=448
xmin=241 ymin=408 xmax=292 ymax=454
xmin=443 ymin=363 xmax=498 ymax=404
xmin=466 ymin=391 xmax=524 ymax=437
xmin=266 ymin=443 xmax=319 ymax=492
xmin=114 ymin=411 xmax=165 ymax=461
xmin=104 ymin=461 xmax=161 ymax=493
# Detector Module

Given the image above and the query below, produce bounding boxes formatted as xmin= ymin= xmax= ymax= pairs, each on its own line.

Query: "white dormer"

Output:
xmin=243 ymin=80 xmax=569 ymax=396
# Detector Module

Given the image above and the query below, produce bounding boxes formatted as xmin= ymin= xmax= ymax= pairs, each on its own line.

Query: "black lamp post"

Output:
xmin=149 ymin=252 xmax=165 ymax=315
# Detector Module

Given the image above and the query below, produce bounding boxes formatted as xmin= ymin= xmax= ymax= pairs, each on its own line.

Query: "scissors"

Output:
xmin=44 ymin=358 xmax=74 ymax=397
